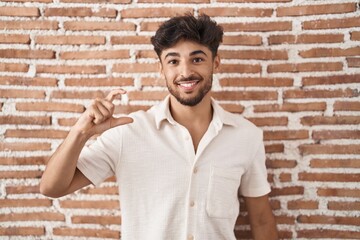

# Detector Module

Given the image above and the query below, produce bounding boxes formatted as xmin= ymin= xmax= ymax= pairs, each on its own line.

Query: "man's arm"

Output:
xmin=40 ymin=89 xmax=133 ymax=198
xmin=244 ymin=194 xmax=278 ymax=240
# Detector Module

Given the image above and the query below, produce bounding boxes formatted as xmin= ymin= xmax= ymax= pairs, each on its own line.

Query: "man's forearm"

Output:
xmin=251 ymin=217 xmax=278 ymax=240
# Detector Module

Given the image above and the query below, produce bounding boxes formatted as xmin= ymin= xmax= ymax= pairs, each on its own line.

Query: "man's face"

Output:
xmin=159 ymin=39 xmax=220 ymax=107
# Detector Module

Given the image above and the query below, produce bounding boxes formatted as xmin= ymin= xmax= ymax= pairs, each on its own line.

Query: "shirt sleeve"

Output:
xmin=77 ymin=127 xmax=122 ymax=187
xmin=239 ymin=130 xmax=271 ymax=197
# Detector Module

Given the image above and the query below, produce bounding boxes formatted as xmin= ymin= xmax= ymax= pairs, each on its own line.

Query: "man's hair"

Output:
xmin=151 ymin=14 xmax=223 ymax=59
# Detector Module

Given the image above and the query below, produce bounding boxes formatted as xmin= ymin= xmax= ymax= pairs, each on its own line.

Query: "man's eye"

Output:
xmin=168 ymin=60 xmax=178 ymax=64
xmin=193 ymin=58 xmax=204 ymax=63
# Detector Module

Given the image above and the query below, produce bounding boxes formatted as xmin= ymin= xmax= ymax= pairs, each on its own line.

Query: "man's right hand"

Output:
xmin=72 ymin=89 xmax=133 ymax=138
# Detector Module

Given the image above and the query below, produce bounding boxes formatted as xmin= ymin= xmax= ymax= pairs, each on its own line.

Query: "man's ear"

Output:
xmin=158 ymin=61 xmax=164 ymax=79
xmin=213 ymin=55 xmax=220 ymax=72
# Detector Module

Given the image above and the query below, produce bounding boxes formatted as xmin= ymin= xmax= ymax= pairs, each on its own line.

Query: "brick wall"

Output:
xmin=0 ymin=0 xmax=359 ymax=239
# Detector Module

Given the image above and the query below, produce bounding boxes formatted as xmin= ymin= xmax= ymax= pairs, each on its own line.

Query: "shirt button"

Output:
xmin=193 ymin=167 xmax=198 ymax=174
xmin=188 ymin=234 xmax=194 ymax=240
xmin=190 ymin=200 xmax=195 ymax=207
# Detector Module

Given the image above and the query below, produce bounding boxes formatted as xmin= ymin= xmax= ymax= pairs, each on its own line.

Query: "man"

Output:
xmin=41 ymin=14 xmax=278 ymax=240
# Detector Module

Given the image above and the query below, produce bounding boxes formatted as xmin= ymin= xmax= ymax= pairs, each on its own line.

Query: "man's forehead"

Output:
xmin=160 ymin=40 xmax=211 ymax=58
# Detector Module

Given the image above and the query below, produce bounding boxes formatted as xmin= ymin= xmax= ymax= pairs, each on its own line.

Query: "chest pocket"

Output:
xmin=206 ymin=166 xmax=243 ymax=218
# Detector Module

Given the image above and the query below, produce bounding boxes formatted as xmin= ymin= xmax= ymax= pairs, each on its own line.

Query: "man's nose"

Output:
xmin=179 ymin=63 xmax=193 ymax=78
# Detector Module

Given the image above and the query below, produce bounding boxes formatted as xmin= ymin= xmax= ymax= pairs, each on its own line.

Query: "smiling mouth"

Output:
xmin=177 ymin=80 xmax=200 ymax=91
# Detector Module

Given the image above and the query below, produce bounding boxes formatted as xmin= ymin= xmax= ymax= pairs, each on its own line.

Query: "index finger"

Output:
xmin=105 ymin=89 xmax=126 ymax=102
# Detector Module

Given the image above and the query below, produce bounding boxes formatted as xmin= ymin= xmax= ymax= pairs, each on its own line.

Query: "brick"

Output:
xmin=5 ymin=129 xmax=68 ymax=139
xmin=219 ymin=64 xmax=261 ymax=73
xmin=140 ymin=21 xmax=161 ymax=31
xmin=264 ymin=130 xmax=308 ymax=140
xmin=16 ymin=102 xmax=84 ymax=113
xmin=115 ymin=105 xmax=151 ymax=114
xmin=53 ymin=227 xmax=120 ymax=238
xmin=299 ymin=47 xmax=360 ymax=58
xmin=222 ymin=21 xmax=291 ymax=32
xmin=218 ymin=0 xmax=292 ymax=2
xmin=297 ymin=215 xmax=359 ymax=226
xmin=0 ymin=63 xmax=29 ymax=72
xmin=223 ymin=35 xmax=262 ymax=46
xmin=347 ymin=57 xmax=360 ymax=67
xmin=0 ymin=142 xmax=50 ymax=153
xmin=199 ymin=7 xmax=273 ymax=17
xmin=298 ymin=229 xmax=360 ymax=239
xmin=311 ymin=159 xmax=360 ymax=169
xmin=51 ymin=90 xmax=105 ymax=99
xmin=275 ymin=215 xmax=295 ymax=224
xmin=0 ymin=89 xmax=45 ymax=99
xmin=111 ymin=35 xmax=151 ymax=45
xmin=0 ymin=199 xmax=51 ymax=207
xmin=138 ymin=0 xmax=207 ymax=2
xmin=299 ymin=144 xmax=360 ymax=155
xmin=0 ymin=34 xmax=30 ymax=44
xmin=61 ymin=0 xmax=130 ymax=2
xmin=279 ymin=173 xmax=292 ymax=182
xmin=266 ymin=159 xmax=297 ymax=168
xmin=220 ymin=49 xmax=287 ymax=60
xmin=212 ymin=91 xmax=277 ymax=101
xmin=136 ymin=50 xmax=157 ymax=59
xmin=254 ymin=102 xmax=326 ymax=112
xmin=3 ymin=0 xmax=51 ymax=2
xmin=284 ymin=88 xmax=358 ymax=99
xmin=303 ymin=16 xmax=360 ymax=30
xmin=334 ymin=101 xmax=360 ymax=111
xmin=0 ymin=20 xmax=58 ymax=30
xmin=0 ymin=7 xmax=39 ymax=17
xmin=301 ymin=116 xmax=360 ymax=126
xmin=65 ymin=77 xmax=134 ymax=87
xmin=60 ymin=50 xmax=129 ymax=60
xmin=328 ymin=201 xmax=360 ymax=211
xmin=37 ymin=65 xmax=106 ymax=74
xmin=299 ymin=172 xmax=360 ymax=182
xmin=45 ymin=8 xmax=117 ymax=18
xmin=113 ymin=63 xmax=158 ymax=73
xmin=64 ymin=21 xmax=135 ymax=31
xmin=247 ymin=117 xmax=288 ymax=126
xmin=0 ymin=49 xmax=55 ymax=59
xmin=220 ymin=77 xmax=293 ymax=87
xmin=36 ymin=35 xmax=105 ymax=45
xmin=0 ymin=115 xmax=51 ymax=125
xmin=128 ymin=91 xmax=168 ymax=101
xmin=60 ymin=200 xmax=119 ymax=209
xmin=277 ymin=3 xmax=356 ymax=17
xmin=351 ymin=31 xmax=360 ymax=40
xmin=79 ymin=186 xmax=119 ymax=195
xmin=58 ymin=118 xmax=77 ymax=126
xmin=121 ymin=8 xmax=193 ymax=18
xmin=0 ymin=76 xmax=57 ymax=86
xmin=287 ymin=200 xmax=318 ymax=210
xmin=268 ymin=34 xmax=344 ymax=45
xmin=141 ymin=77 xmax=166 ymax=87
xmin=302 ymin=74 xmax=360 ymax=86
xmin=270 ymin=186 xmax=304 ymax=197
xmin=313 ymin=130 xmax=360 ymax=140
xmin=6 ymin=185 xmax=40 ymax=194
xmin=0 ymin=212 xmax=65 ymax=222
xmin=220 ymin=104 xmax=245 ymax=114
xmin=0 ymin=156 xmax=48 ymax=165
xmin=318 ymin=188 xmax=360 ymax=198
xmin=268 ymin=62 xmax=343 ymax=73
xmin=265 ymin=144 xmax=284 ymax=153
xmin=0 ymin=227 xmax=44 ymax=236
xmin=72 ymin=215 xmax=121 ymax=225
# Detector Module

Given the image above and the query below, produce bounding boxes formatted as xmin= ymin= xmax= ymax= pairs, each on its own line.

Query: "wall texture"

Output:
xmin=0 ymin=0 xmax=359 ymax=239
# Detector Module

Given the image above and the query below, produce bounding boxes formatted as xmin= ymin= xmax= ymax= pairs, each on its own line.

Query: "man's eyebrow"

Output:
xmin=190 ymin=50 xmax=207 ymax=57
xmin=164 ymin=52 xmax=180 ymax=59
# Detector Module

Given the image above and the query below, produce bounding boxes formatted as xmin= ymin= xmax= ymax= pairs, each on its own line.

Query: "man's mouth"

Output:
xmin=176 ymin=80 xmax=200 ymax=91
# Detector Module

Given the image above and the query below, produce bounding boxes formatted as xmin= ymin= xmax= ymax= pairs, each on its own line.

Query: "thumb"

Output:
xmin=109 ymin=116 xmax=133 ymax=129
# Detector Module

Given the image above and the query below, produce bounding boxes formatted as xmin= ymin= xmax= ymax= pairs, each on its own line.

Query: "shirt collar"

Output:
xmin=154 ymin=95 xmax=239 ymax=130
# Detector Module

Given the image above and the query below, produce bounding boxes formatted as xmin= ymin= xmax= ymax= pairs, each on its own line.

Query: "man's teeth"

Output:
xmin=179 ymin=81 xmax=197 ymax=87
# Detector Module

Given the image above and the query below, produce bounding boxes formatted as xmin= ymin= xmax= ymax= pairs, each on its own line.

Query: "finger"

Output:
xmin=109 ymin=117 xmax=133 ymax=128
xmin=91 ymin=104 xmax=106 ymax=125
xmin=105 ymin=89 xmax=126 ymax=102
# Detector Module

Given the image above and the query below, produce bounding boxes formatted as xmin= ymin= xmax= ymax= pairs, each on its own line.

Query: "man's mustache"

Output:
xmin=174 ymin=74 xmax=203 ymax=84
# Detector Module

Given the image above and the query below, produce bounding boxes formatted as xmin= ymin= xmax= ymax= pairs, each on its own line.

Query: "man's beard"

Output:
xmin=166 ymin=74 xmax=212 ymax=107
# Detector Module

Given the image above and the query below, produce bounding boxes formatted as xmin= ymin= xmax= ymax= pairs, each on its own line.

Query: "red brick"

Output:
xmin=58 ymin=118 xmax=77 ymax=126
xmin=61 ymin=0 xmax=130 ymax=2
xmin=128 ymin=91 xmax=168 ymax=101
xmin=328 ymin=201 xmax=360 ymax=211
xmin=275 ymin=215 xmax=295 ymax=224
xmin=0 ymin=49 xmax=55 ymax=59
xmin=299 ymin=144 xmax=360 ymax=155
xmin=254 ymin=102 xmax=326 ymax=112
xmin=0 ymin=199 xmax=51 ymax=207
xmin=299 ymin=172 xmax=360 ymax=182
xmin=121 ymin=7 xmax=193 ymax=18
xmin=0 ymin=156 xmax=48 ymax=165
xmin=113 ymin=63 xmax=158 ymax=73
xmin=0 ymin=142 xmax=51 ymax=151
xmin=140 ymin=21 xmax=161 ymax=31
xmin=79 ymin=186 xmax=118 ymax=195
xmin=65 ymin=77 xmax=134 ymax=87
xmin=45 ymin=8 xmax=116 ymax=17
xmin=279 ymin=173 xmax=292 ymax=182
xmin=16 ymin=102 xmax=84 ymax=113
xmin=311 ymin=159 xmax=360 ymax=169
xmin=53 ymin=227 xmax=120 ymax=238
xmin=277 ymin=3 xmax=356 ymax=17
xmin=6 ymin=185 xmax=40 ymax=194
xmin=287 ymin=200 xmax=318 ymax=210
xmin=318 ymin=188 xmax=360 ymax=198
xmin=264 ymin=130 xmax=309 ymax=140
xmin=72 ymin=215 xmax=121 ymax=225
xmin=0 ymin=20 xmax=58 ymax=30
xmin=351 ymin=31 xmax=360 ymax=40
xmin=247 ymin=117 xmax=288 ymax=126
xmin=222 ymin=21 xmax=291 ymax=32
xmin=0 ymin=212 xmax=65 ymax=222
xmin=334 ymin=101 xmax=360 ymax=111
xmin=0 ymin=63 xmax=29 ymax=72
xmin=199 ymin=7 xmax=272 ymax=17
xmin=301 ymin=116 xmax=360 ymax=126
xmin=298 ymin=229 xmax=360 ymax=239
xmin=111 ymin=35 xmax=151 ymax=45
xmin=51 ymin=90 xmax=105 ymax=99
xmin=60 ymin=50 xmax=129 ymax=60
xmin=218 ymin=0 xmax=291 ymax=2
xmin=220 ymin=77 xmax=293 ymax=87
xmin=141 ymin=77 xmax=166 ymax=87
xmin=5 ymin=129 xmax=68 ymax=139
xmin=0 ymin=170 xmax=44 ymax=179
xmin=136 ymin=50 xmax=157 ymax=59
xmin=265 ymin=144 xmax=284 ymax=153
xmin=0 ymin=76 xmax=57 ymax=86
xmin=138 ymin=0 xmax=207 ymax=2
xmin=3 ymin=0 xmax=51 ymax=2
xmin=212 ymin=91 xmax=277 ymax=101
xmin=36 ymin=35 xmax=105 ymax=45
xmin=302 ymin=74 xmax=360 ymax=86
xmin=297 ymin=215 xmax=359 ymax=226
xmin=220 ymin=104 xmax=245 ymax=114
xmin=268 ymin=62 xmax=343 ymax=73
xmin=303 ymin=16 xmax=360 ymax=30
xmin=299 ymin=47 xmax=360 ymax=58
xmin=223 ymin=35 xmax=262 ymax=46
xmin=270 ymin=186 xmax=304 ymax=197
xmin=60 ymin=200 xmax=119 ymax=209
xmin=0 ymin=7 xmax=39 ymax=17
xmin=284 ymin=88 xmax=358 ymax=99
xmin=347 ymin=57 xmax=360 ymax=67
xmin=0 ymin=227 xmax=44 ymax=236
xmin=313 ymin=130 xmax=360 ymax=140
xmin=0 ymin=89 xmax=45 ymax=99
xmin=220 ymin=49 xmax=287 ymax=60
xmin=0 ymin=115 xmax=51 ymax=125
xmin=0 ymin=34 xmax=30 ymax=44
xmin=219 ymin=64 xmax=261 ymax=73
xmin=37 ymin=65 xmax=105 ymax=74
xmin=64 ymin=21 xmax=135 ymax=31
xmin=268 ymin=34 xmax=344 ymax=45
xmin=266 ymin=159 xmax=297 ymax=168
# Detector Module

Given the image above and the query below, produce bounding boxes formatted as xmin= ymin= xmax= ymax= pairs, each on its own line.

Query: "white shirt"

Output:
xmin=77 ymin=96 xmax=271 ymax=240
